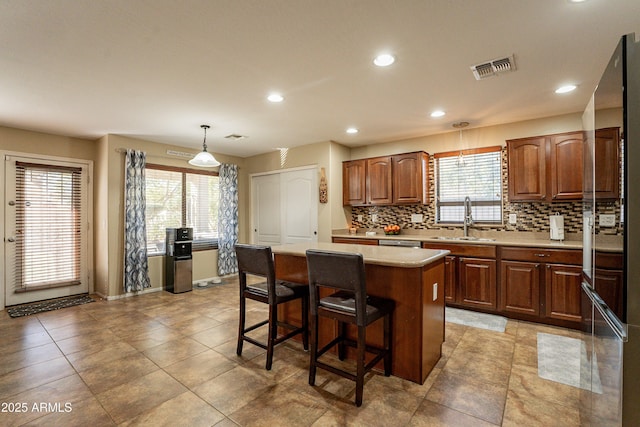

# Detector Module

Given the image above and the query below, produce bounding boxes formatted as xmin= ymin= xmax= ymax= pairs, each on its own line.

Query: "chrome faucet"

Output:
xmin=463 ymin=196 xmax=473 ymax=237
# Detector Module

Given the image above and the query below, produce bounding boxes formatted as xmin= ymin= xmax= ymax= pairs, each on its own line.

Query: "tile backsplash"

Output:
xmin=350 ymin=148 xmax=622 ymax=236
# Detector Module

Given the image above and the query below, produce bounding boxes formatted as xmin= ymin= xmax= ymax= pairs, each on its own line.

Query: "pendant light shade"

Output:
xmin=189 ymin=125 xmax=220 ymax=167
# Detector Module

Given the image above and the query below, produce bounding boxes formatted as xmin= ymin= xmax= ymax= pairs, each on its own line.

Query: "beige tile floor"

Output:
xmin=0 ymin=279 xmax=585 ymax=426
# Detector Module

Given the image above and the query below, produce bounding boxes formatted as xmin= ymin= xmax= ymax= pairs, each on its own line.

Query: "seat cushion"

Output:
xmin=247 ymin=280 xmax=306 ymax=298
xmin=319 ymin=291 xmax=385 ymax=316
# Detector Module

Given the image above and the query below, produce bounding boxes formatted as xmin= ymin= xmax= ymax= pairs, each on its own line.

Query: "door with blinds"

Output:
xmin=4 ymin=155 xmax=90 ymax=306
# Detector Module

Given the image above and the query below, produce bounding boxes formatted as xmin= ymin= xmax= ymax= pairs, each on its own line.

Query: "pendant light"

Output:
xmin=189 ymin=125 xmax=220 ymax=167
xmin=453 ymin=121 xmax=469 ymax=167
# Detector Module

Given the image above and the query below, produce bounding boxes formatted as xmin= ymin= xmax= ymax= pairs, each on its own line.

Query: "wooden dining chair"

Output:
xmin=305 ymin=249 xmax=394 ymax=406
xmin=235 ymin=243 xmax=309 ymax=370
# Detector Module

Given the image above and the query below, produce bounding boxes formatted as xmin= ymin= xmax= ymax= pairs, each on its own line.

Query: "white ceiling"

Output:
xmin=1 ymin=0 xmax=639 ymax=158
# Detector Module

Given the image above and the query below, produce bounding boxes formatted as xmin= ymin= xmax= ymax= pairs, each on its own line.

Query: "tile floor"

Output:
xmin=0 ymin=279 xmax=586 ymax=426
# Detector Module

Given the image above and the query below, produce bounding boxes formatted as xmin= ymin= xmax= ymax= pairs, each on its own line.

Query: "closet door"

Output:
xmin=251 ymin=174 xmax=281 ymax=245
xmin=281 ymin=168 xmax=318 ymax=244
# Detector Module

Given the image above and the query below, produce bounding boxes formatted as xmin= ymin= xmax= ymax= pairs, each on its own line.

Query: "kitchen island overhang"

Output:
xmin=271 ymin=242 xmax=450 ymax=384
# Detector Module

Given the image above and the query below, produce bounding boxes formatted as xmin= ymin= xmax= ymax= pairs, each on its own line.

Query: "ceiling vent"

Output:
xmin=225 ymin=134 xmax=247 ymax=141
xmin=470 ymin=55 xmax=516 ymax=80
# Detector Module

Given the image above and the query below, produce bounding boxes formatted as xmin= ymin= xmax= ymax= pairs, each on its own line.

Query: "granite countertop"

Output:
xmin=271 ymin=242 xmax=450 ymax=268
xmin=332 ymin=230 xmax=623 ymax=253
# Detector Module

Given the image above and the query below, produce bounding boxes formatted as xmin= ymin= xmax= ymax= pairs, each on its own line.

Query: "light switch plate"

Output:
xmin=357 ymin=214 xmax=363 ymax=221
xmin=508 ymin=213 xmax=517 ymax=224
xmin=433 ymin=283 xmax=438 ymax=301
xmin=371 ymin=214 xmax=378 ymax=222
xmin=411 ymin=214 xmax=423 ymax=223
xmin=599 ymin=214 xmax=616 ymax=227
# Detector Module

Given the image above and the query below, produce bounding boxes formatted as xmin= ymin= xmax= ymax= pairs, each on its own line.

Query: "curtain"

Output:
xmin=123 ymin=149 xmax=151 ymax=292
xmin=218 ymin=163 xmax=239 ymax=275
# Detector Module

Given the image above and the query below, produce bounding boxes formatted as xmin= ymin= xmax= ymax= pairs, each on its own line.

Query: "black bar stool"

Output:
xmin=305 ymin=249 xmax=394 ymax=407
xmin=235 ymin=244 xmax=309 ymax=370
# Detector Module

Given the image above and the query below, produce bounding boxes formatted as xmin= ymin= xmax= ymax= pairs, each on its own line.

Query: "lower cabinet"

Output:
xmin=331 ymin=237 xmax=379 ymax=245
xmin=500 ymin=247 xmax=583 ymax=327
xmin=459 ymin=257 xmax=497 ymax=309
xmin=443 ymin=256 xmax=456 ymax=304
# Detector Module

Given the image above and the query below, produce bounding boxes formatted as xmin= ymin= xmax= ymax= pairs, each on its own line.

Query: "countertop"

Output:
xmin=332 ymin=230 xmax=623 ymax=253
xmin=270 ymin=242 xmax=450 ymax=268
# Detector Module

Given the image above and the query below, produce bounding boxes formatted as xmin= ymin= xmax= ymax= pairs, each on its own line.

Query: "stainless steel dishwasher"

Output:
xmin=378 ymin=239 xmax=421 ymax=248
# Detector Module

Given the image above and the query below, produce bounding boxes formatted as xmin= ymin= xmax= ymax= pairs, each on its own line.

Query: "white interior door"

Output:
xmin=252 ymin=173 xmax=281 ymax=245
xmin=4 ymin=154 xmax=90 ymax=306
xmin=251 ymin=167 xmax=318 ymax=245
xmin=281 ymin=168 xmax=318 ymax=244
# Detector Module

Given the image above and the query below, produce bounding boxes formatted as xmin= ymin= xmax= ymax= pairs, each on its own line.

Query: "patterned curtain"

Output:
xmin=218 ymin=163 xmax=239 ymax=275
xmin=123 ymin=150 xmax=151 ymax=292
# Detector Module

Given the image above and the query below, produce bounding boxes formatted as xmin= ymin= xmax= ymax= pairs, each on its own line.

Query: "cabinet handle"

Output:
xmin=534 ymin=253 xmax=549 ymax=257
xmin=535 ymin=263 xmax=540 ymax=268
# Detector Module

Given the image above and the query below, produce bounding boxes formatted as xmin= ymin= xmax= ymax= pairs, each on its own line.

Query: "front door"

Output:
xmin=4 ymin=154 xmax=91 ymax=306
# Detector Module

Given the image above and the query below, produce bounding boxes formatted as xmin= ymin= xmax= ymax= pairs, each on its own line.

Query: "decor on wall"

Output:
xmin=218 ymin=163 xmax=239 ymax=275
xmin=319 ymin=167 xmax=328 ymax=203
xmin=123 ymin=149 xmax=151 ymax=292
xmin=189 ymin=124 xmax=220 ymax=167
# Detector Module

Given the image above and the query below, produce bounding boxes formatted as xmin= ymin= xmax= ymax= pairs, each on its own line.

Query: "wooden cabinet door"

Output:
xmin=332 ymin=237 xmax=379 ymax=246
xmin=550 ymin=132 xmax=583 ymax=200
xmin=594 ymin=268 xmax=624 ymax=319
xmin=545 ymin=264 xmax=582 ymax=322
xmin=459 ymin=257 xmax=497 ymax=309
xmin=342 ymin=159 xmax=366 ymax=205
xmin=507 ymin=137 xmax=547 ymax=201
xmin=500 ymin=261 xmax=540 ymax=316
xmin=392 ymin=152 xmax=429 ymax=204
xmin=594 ymin=127 xmax=620 ymax=200
xmin=366 ymin=156 xmax=393 ymax=204
xmin=443 ymin=255 xmax=457 ymax=304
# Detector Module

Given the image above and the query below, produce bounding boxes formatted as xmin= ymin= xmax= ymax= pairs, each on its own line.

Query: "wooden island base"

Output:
xmin=272 ymin=244 xmax=446 ymax=385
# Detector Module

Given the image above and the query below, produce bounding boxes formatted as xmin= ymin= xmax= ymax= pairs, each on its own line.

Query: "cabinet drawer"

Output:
xmin=332 ymin=237 xmax=378 ymax=245
xmin=422 ymin=243 xmax=496 ymax=258
xmin=595 ymin=251 xmax=623 ymax=269
xmin=500 ymin=246 xmax=582 ymax=264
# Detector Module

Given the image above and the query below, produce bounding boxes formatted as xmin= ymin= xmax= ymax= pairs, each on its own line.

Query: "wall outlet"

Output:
xmin=371 ymin=214 xmax=378 ymax=222
xmin=411 ymin=213 xmax=423 ymax=223
xmin=599 ymin=214 xmax=616 ymax=227
xmin=433 ymin=283 xmax=438 ymax=301
xmin=357 ymin=214 xmax=363 ymax=221
xmin=508 ymin=213 xmax=517 ymax=224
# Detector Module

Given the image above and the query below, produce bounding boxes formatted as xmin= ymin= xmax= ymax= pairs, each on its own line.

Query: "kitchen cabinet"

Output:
xmin=422 ymin=242 xmax=497 ymax=311
xmin=392 ymin=152 xmax=429 ymax=204
xmin=331 ymin=237 xmax=379 ymax=246
xmin=342 ymin=151 xmax=429 ymax=206
xmin=500 ymin=246 xmax=582 ymax=327
xmin=594 ymin=251 xmax=624 ymax=319
xmin=507 ymin=131 xmax=584 ymax=201
xmin=594 ymin=127 xmax=621 ymax=200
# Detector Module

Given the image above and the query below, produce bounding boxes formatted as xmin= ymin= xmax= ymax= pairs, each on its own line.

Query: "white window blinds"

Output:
xmin=14 ymin=162 xmax=82 ymax=290
xmin=435 ymin=148 xmax=502 ymax=223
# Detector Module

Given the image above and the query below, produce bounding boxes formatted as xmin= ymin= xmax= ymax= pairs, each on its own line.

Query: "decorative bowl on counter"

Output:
xmin=383 ymin=225 xmax=401 ymax=235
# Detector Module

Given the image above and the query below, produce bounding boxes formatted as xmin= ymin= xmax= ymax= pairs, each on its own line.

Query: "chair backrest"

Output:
xmin=235 ymin=244 xmax=276 ymax=300
xmin=305 ymin=249 xmax=367 ymax=324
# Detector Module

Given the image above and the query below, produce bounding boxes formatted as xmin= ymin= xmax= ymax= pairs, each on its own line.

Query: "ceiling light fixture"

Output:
xmin=189 ymin=125 xmax=220 ymax=167
xmin=452 ymin=122 xmax=469 ymax=167
xmin=346 ymin=127 xmax=359 ymax=134
xmin=431 ymin=110 xmax=446 ymax=118
xmin=267 ymin=93 xmax=284 ymax=102
xmin=373 ymin=53 xmax=395 ymax=67
xmin=555 ymin=84 xmax=577 ymax=94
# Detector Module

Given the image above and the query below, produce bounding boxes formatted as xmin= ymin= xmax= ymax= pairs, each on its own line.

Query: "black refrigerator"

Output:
xmin=581 ymin=33 xmax=640 ymax=425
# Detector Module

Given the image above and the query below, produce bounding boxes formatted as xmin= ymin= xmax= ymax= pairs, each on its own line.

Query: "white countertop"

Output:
xmin=271 ymin=242 xmax=449 ymax=268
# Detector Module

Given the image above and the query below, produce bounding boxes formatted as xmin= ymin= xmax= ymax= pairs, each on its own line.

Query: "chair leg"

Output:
xmin=266 ymin=303 xmax=277 ymax=370
xmin=338 ymin=321 xmax=347 ymax=360
xmin=355 ymin=325 xmax=366 ymax=407
xmin=308 ymin=314 xmax=318 ymax=386
xmin=301 ymin=295 xmax=309 ymax=351
xmin=384 ymin=313 xmax=392 ymax=376
xmin=237 ymin=294 xmax=245 ymax=356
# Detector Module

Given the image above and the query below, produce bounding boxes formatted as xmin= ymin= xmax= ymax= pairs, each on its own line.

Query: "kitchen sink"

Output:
xmin=433 ymin=236 xmax=496 ymax=242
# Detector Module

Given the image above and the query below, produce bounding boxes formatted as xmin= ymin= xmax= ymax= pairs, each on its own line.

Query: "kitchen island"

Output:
xmin=271 ymin=242 xmax=449 ymax=384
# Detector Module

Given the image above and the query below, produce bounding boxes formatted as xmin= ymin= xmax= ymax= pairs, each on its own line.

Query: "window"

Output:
xmin=145 ymin=164 xmax=219 ymax=255
xmin=435 ymin=147 xmax=502 ymax=224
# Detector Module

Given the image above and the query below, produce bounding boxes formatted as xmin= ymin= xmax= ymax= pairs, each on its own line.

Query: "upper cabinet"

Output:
xmin=342 ymin=151 xmax=429 ymax=206
xmin=594 ymin=127 xmax=620 ymax=200
xmin=507 ymin=131 xmax=584 ymax=202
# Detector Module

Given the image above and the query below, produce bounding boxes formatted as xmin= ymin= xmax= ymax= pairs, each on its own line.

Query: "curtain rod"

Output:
xmin=115 ymin=148 xmax=196 ymax=160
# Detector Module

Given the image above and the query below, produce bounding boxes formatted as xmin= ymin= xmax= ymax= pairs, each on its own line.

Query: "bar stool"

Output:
xmin=235 ymin=244 xmax=309 ymax=370
xmin=305 ymin=249 xmax=394 ymax=407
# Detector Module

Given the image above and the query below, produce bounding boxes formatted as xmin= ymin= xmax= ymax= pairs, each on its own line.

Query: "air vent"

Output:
xmin=225 ymin=134 xmax=247 ymax=141
xmin=470 ymin=55 xmax=516 ymax=80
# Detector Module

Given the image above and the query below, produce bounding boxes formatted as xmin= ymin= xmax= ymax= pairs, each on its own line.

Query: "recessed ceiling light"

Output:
xmin=373 ymin=54 xmax=395 ymax=67
xmin=555 ymin=84 xmax=577 ymax=94
xmin=267 ymin=93 xmax=284 ymax=102
xmin=568 ymin=0 xmax=587 ymax=3
xmin=346 ymin=127 xmax=359 ymax=134
xmin=430 ymin=110 xmax=446 ymax=118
